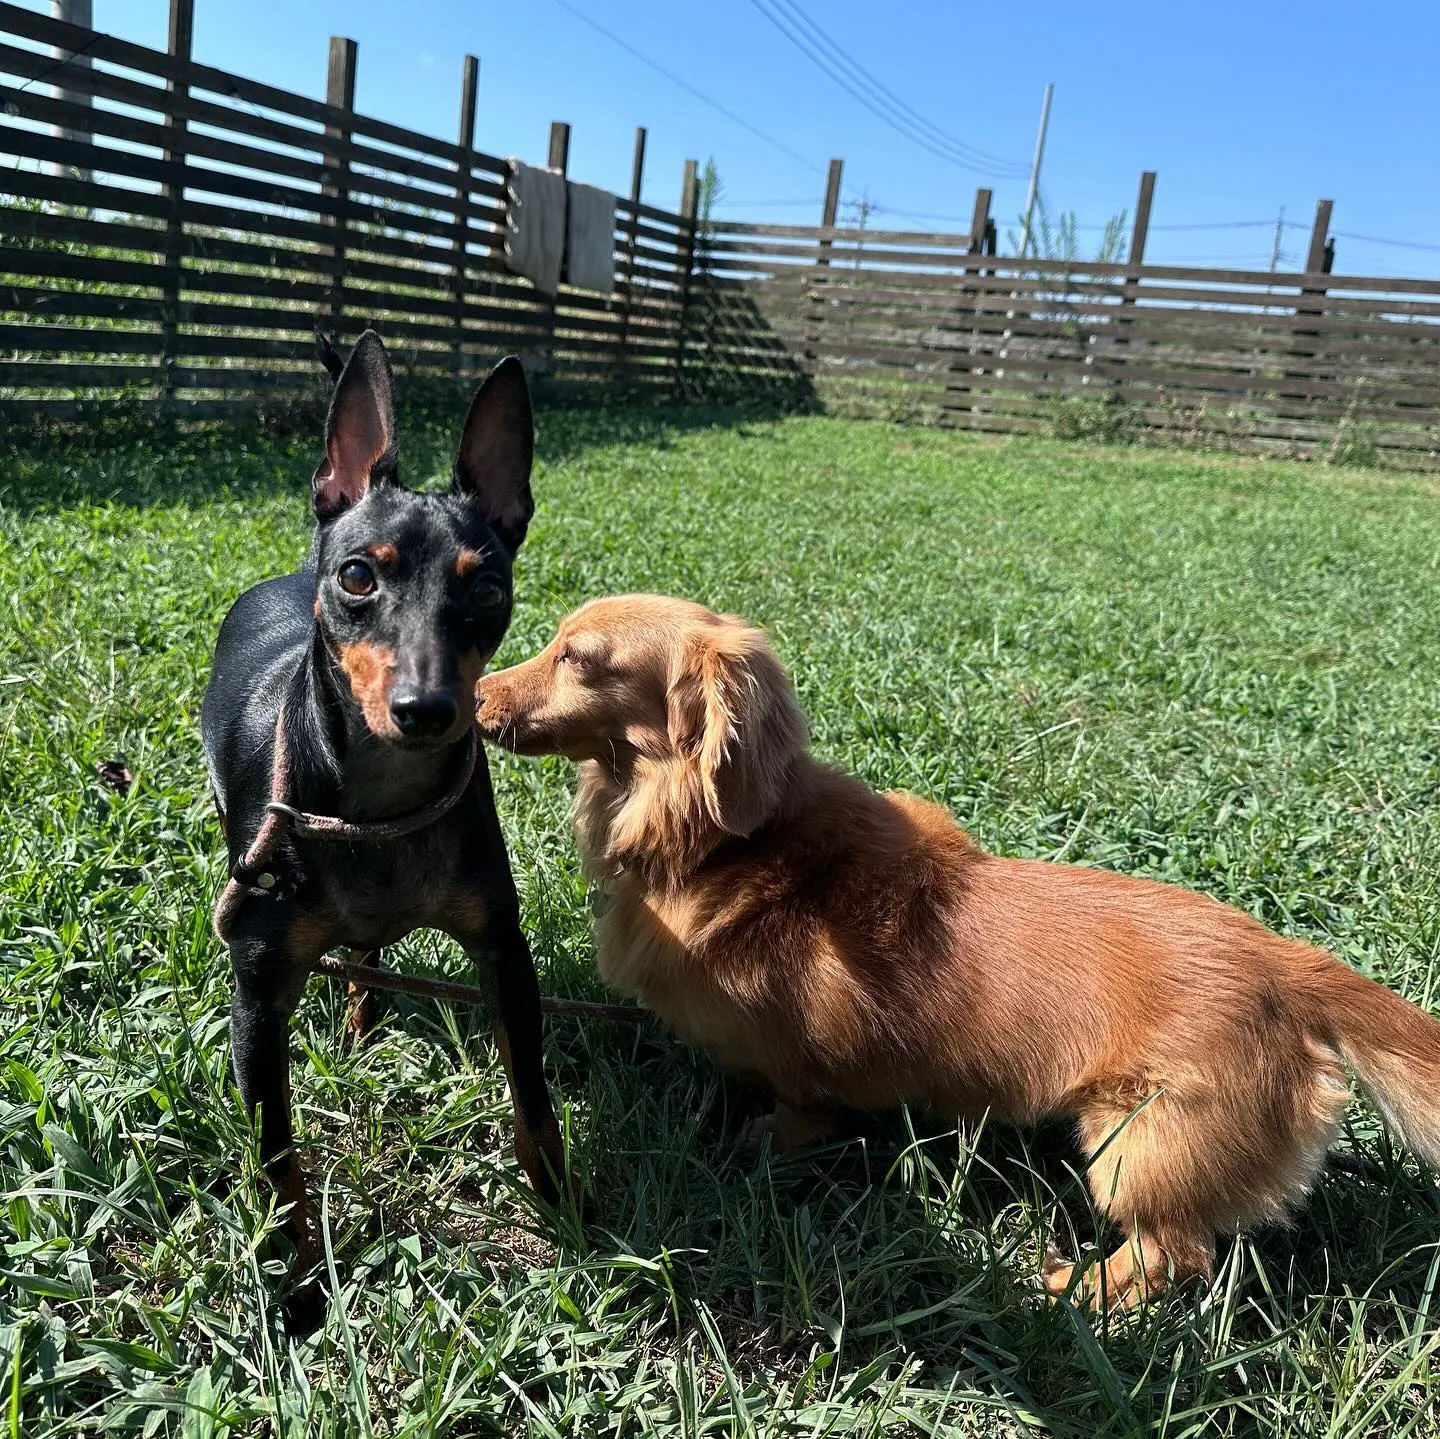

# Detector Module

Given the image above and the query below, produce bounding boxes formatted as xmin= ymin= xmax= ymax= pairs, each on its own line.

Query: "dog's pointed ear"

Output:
xmin=666 ymin=620 xmax=808 ymax=837
xmin=452 ymin=355 xmax=534 ymax=554
xmin=312 ymin=330 xmax=396 ymax=521
xmin=315 ymin=329 xmax=344 ymax=383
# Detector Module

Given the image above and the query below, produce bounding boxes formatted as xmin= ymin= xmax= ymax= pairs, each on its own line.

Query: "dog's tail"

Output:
xmin=1311 ymin=955 xmax=1440 ymax=1164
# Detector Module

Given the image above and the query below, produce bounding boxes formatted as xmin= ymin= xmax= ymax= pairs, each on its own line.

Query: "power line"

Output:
xmin=875 ymin=206 xmax=971 ymax=224
xmin=1152 ymin=219 xmax=1276 ymax=231
xmin=1069 ymin=218 xmax=1277 ymax=231
xmin=720 ymin=197 xmax=825 ymax=207
xmin=545 ymin=0 xmax=825 ymax=177
xmin=761 ymin=0 xmax=1028 ymax=175
xmin=745 ymin=0 xmax=1029 ymax=178
xmin=1333 ymin=228 xmax=1440 ymax=254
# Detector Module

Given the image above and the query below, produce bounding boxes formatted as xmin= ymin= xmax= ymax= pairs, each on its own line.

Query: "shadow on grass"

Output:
xmin=0 ymin=387 xmax=817 ymax=515
xmin=260 ymin=961 xmax=1440 ymax=1437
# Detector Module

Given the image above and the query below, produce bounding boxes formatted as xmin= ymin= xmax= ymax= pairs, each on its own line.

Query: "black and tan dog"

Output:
xmin=202 ymin=331 xmax=565 ymax=1327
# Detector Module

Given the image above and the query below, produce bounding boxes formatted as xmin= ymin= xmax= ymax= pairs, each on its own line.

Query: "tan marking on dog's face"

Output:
xmin=456 ymin=548 xmax=483 ymax=578
xmin=367 ymin=542 xmax=398 ymax=567
xmin=337 ymin=640 xmax=402 ymax=739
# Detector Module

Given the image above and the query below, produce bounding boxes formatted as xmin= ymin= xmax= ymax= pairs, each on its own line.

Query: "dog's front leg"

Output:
xmin=228 ymin=921 xmax=325 ymax=1332
xmin=456 ymin=894 xmax=568 ymax=1205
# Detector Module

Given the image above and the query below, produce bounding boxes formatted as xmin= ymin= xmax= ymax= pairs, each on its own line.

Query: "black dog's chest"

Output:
xmin=289 ymin=804 xmax=489 ymax=951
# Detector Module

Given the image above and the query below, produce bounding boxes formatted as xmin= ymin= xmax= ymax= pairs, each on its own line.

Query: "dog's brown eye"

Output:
xmin=337 ymin=560 xmax=376 ymax=596
xmin=474 ymin=583 xmax=505 ymax=609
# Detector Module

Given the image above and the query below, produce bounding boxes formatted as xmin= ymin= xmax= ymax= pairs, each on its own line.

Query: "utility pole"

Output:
xmin=1017 ymin=82 xmax=1053 ymax=261
xmin=846 ymin=189 xmax=875 ymax=270
xmin=1269 ymin=205 xmax=1285 ymax=272
xmin=48 ymin=0 xmax=94 ymax=181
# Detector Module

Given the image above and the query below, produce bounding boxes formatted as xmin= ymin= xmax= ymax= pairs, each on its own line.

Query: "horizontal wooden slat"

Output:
xmin=0 ymin=322 xmax=166 ymax=354
xmin=615 ymin=197 xmax=692 ymax=230
xmin=0 ymin=164 xmax=172 ymax=222
xmin=177 ymin=299 xmax=328 ymax=332
xmin=0 ymin=206 xmax=168 ymax=257
xmin=176 ymin=267 xmax=331 ymax=306
xmin=0 ymin=244 xmax=169 ymax=290
xmin=0 ymin=360 xmax=161 ymax=386
xmin=2 ymin=79 xmax=322 ymax=189
xmin=712 ymin=220 xmax=976 ymax=248
xmin=170 ymin=365 xmax=320 ymax=390
xmin=1 ymin=286 xmax=166 ymax=325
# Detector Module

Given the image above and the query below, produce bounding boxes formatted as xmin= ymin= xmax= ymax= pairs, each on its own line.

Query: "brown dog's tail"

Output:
xmin=1318 ymin=958 xmax=1440 ymax=1164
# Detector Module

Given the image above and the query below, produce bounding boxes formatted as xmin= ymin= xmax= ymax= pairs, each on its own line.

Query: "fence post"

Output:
xmin=547 ymin=120 xmax=571 ymax=174
xmin=160 ymin=0 xmax=193 ymax=418
xmin=804 ymin=158 xmax=843 ymax=383
xmin=671 ymin=158 xmax=698 ymax=398
xmin=323 ymin=37 xmax=357 ymax=338
xmin=617 ymin=125 xmax=646 ymax=379
xmin=47 ymin=0 xmax=93 ymax=180
xmin=452 ymin=54 xmax=478 ymax=382
xmin=951 ymin=186 xmax=992 ymax=415
xmin=1127 ymin=170 xmax=1156 ymax=272
xmin=819 ymin=159 xmax=843 ymax=248
xmin=1108 ymin=169 xmax=1156 ymax=400
xmin=1283 ymin=198 xmax=1333 ymax=409
xmin=533 ymin=121 xmax=570 ymax=377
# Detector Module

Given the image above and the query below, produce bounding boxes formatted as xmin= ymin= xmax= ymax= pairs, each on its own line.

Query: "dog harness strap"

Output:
xmin=270 ymin=730 xmax=478 ymax=842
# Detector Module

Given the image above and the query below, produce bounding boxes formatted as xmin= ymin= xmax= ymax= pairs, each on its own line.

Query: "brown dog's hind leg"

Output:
xmin=343 ymin=948 xmax=382 ymax=1051
xmin=1044 ymin=1225 xmax=1212 ymax=1312
xmin=739 ymin=1101 xmax=839 ymax=1155
xmin=1045 ymin=1084 xmax=1222 ymax=1312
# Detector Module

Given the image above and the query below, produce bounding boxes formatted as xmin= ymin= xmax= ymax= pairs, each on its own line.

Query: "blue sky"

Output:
xmin=92 ymin=0 xmax=1440 ymax=278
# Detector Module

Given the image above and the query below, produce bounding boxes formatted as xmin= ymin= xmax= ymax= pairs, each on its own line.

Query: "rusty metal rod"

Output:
xmin=312 ymin=953 xmax=646 ymax=1025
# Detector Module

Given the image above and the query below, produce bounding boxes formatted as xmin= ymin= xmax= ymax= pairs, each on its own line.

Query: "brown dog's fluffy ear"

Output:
xmin=667 ymin=619 xmax=808 ymax=836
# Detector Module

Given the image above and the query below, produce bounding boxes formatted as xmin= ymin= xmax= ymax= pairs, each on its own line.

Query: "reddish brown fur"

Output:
xmin=456 ymin=548 xmax=483 ymax=577
xmin=367 ymin=542 xmax=399 ymax=566
xmin=476 ymin=595 xmax=1440 ymax=1310
xmin=337 ymin=640 xmax=402 ymax=741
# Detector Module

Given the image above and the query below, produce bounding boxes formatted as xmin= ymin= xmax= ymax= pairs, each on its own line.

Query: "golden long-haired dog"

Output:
xmin=476 ymin=594 xmax=1440 ymax=1308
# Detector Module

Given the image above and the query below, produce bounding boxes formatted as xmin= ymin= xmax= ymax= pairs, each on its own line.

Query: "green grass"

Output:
xmin=4 ymin=400 xmax=1440 ymax=1437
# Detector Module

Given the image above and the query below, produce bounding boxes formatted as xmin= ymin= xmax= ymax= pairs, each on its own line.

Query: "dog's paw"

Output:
xmin=343 ymin=988 xmax=381 ymax=1052
xmin=737 ymin=1112 xmax=778 ymax=1156
xmin=281 ymin=1278 xmax=327 ymax=1337
xmin=1041 ymin=1248 xmax=1076 ymax=1302
xmin=738 ymin=1104 xmax=838 ymax=1155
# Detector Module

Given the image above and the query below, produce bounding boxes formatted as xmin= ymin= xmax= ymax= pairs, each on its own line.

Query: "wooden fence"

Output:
xmin=0 ymin=1 xmax=695 ymax=423
xmin=684 ymin=191 xmax=1440 ymax=467
xmin=3 ymin=2 xmax=1440 ymax=469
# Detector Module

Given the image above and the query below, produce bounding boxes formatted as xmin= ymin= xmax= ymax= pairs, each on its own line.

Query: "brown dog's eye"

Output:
xmin=337 ymin=560 xmax=376 ymax=596
xmin=474 ymin=583 xmax=505 ymax=609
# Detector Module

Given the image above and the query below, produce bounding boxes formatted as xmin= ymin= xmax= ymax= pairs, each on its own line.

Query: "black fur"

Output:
xmin=201 ymin=333 xmax=564 ymax=1333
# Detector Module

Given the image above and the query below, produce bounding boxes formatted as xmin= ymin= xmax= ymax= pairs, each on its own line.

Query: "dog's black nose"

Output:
xmin=389 ymin=690 xmax=459 ymax=738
